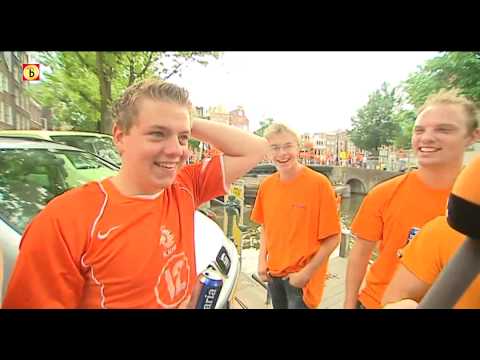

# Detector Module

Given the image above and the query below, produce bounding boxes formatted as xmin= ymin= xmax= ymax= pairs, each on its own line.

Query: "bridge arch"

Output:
xmin=346 ymin=178 xmax=367 ymax=194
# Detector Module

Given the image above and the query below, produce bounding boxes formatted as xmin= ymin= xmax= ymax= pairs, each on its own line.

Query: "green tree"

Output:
xmin=28 ymin=51 xmax=221 ymax=134
xmin=404 ymin=52 xmax=480 ymax=107
xmin=188 ymin=138 xmax=201 ymax=151
xmin=349 ymin=82 xmax=401 ymax=155
xmin=392 ymin=109 xmax=416 ymax=149
xmin=254 ymin=118 xmax=274 ymax=137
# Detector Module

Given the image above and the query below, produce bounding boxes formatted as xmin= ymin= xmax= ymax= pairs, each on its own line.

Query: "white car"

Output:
xmin=0 ymin=137 xmax=239 ymax=308
xmin=0 ymin=130 xmax=122 ymax=167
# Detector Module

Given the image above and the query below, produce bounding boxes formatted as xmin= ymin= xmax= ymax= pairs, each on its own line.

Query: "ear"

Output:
xmin=466 ymin=128 xmax=480 ymax=147
xmin=112 ymin=123 xmax=125 ymax=154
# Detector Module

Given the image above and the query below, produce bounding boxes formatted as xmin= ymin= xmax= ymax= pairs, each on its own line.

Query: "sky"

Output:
xmin=169 ymin=51 xmax=439 ymax=134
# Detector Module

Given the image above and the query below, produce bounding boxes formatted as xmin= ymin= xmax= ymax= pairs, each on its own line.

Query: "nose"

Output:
xmin=414 ymin=128 xmax=436 ymax=145
xmin=278 ymin=146 xmax=289 ymax=155
xmin=164 ymin=136 xmax=184 ymax=157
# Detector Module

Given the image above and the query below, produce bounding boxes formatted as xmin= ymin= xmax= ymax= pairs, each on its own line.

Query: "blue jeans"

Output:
xmin=267 ymin=276 xmax=309 ymax=309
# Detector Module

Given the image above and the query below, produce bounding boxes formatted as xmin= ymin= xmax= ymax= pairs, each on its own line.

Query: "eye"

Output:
xmin=178 ymin=134 xmax=189 ymax=145
xmin=414 ymin=128 xmax=424 ymax=134
xmin=150 ymin=131 xmax=165 ymax=138
xmin=437 ymin=128 xmax=453 ymax=133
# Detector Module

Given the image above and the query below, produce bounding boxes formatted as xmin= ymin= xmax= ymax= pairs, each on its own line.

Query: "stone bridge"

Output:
xmin=328 ymin=166 xmax=401 ymax=194
xmin=245 ymin=164 xmax=402 ymax=196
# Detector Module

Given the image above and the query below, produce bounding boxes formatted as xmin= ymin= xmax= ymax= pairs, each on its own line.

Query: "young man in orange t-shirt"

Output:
xmin=382 ymin=215 xmax=480 ymax=309
xmin=2 ymin=79 xmax=269 ymax=309
xmin=344 ymin=89 xmax=480 ymax=309
xmin=251 ymin=123 xmax=340 ymax=309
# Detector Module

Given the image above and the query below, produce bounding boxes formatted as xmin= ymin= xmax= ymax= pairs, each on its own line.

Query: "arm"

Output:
xmin=344 ymin=237 xmax=376 ymax=308
xmin=382 ymin=264 xmax=430 ymax=308
xmin=288 ymin=233 xmax=340 ymax=288
xmin=257 ymin=226 xmax=271 ymax=282
xmin=191 ymin=118 xmax=269 ymax=186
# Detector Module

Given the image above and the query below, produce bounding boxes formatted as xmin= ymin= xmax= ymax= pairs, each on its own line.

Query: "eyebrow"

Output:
xmin=270 ymin=142 xmax=294 ymax=147
xmin=147 ymin=125 xmax=190 ymax=135
xmin=435 ymin=123 xmax=458 ymax=128
xmin=414 ymin=124 xmax=458 ymax=129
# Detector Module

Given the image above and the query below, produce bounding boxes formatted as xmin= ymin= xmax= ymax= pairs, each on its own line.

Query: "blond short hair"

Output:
xmin=418 ymin=89 xmax=479 ymax=133
xmin=263 ymin=122 xmax=300 ymax=144
xmin=112 ymin=78 xmax=192 ymax=133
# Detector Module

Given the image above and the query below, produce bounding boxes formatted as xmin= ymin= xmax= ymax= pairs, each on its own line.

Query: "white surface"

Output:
xmin=194 ymin=211 xmax=241 ymax=308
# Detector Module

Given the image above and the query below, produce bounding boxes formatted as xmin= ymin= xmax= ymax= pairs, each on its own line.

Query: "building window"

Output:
xmin=0 ymin=72 xmax=7 ymax=92
xmin=10 ymin=105 xmax=14 ymax=126
xmin=15 ymin=88 xmax=20 ymax=106
xmin=4 ymin=52 xmax=12 ymax=71
xmin=4 ymin=103 xmax=12 ymax=125
xmin=0 ymin=101 xmax=4 ymax=122
xmin=15 ymin=65 xmax=21 ymax=83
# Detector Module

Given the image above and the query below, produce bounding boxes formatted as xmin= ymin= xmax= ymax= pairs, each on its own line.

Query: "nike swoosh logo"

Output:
xmin=97 ymin=225 xmax=121 ymax=240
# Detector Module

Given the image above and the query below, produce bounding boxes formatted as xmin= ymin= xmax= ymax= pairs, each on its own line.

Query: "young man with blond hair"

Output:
xmin=251 ymin=123 xmax=340 ymax=309
xmin=344 ymin=89 xmax=480 ymax=309
xmin=3 ymin=78 xmax=269 ymax=309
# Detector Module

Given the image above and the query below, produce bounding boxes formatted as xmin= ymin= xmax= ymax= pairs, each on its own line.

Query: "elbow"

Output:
xmin=326 ymin=233 xmax=341 ymax=252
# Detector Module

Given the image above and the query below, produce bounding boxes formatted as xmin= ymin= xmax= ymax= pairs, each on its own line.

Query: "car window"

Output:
xmin=50 ymin=135 xmax=122 ymax=166
xmin=50 ymin=135 xmax=95 ymax=152
xmin=0 ymin=148 xmax=117 ymax=233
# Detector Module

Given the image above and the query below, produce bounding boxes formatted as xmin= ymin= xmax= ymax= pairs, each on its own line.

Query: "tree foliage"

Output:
xmin=28 ymin=51 xmax=221 ymax=134
xmin=349 ymin=82 xmax=401 ymax=155
xmin=392 ymin=109 xmax=416 ymax=149
xmin=404 ymin=52 xmax=480 ymax=108
xmin=253 ymin=118 xmax=274 ymax=137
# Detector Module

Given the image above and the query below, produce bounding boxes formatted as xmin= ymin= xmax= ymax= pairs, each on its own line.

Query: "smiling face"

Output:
xmin=113 ymin=99 xmax=191 ymax=194
xmin=412 ymin=104 xmax=477 ymax=169
xmin=267 ymin=131 xmax=301 ymax=174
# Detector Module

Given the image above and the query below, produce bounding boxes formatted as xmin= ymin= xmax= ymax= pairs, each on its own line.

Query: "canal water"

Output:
xmin=340 ymin=193 xmax=365 ymax=228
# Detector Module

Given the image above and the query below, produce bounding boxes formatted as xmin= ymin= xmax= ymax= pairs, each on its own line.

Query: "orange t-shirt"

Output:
xmin=2 ymin=155 xmax=227 ymax=309
xmin=351 ymin=171 xmax=451 ymax=309
xmin=401 ymin=216 xmax=480 ymax=308
xmin=251 ymin=166 xmax=340 ymax=308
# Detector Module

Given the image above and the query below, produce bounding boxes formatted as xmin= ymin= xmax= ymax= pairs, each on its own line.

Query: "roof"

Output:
xmin=0 ymin=130 xmax=113 ymax=139
xmin=0 ymin=136 xmax=84 ymax=151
